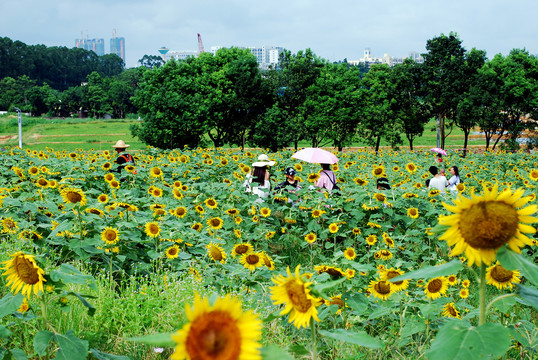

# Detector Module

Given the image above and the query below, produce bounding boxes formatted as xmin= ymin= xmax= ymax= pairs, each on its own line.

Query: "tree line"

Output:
xmin=1 ymin=33 xmax=537 ymax=151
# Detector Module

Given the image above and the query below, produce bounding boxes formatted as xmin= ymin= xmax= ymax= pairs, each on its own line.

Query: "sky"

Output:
xmin=1 ymin=0 xmax=537 ymax=68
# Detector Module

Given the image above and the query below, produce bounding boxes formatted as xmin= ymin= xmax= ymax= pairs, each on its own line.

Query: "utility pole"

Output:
xmin=14 ymin=107 xmax=22 ymax=148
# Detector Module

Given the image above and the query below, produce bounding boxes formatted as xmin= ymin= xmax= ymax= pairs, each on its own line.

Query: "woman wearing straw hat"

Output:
xmin=112 ymin=140 xmax=135 ymax=175
xmin=242 ymin=154 xmax=275 ymax=203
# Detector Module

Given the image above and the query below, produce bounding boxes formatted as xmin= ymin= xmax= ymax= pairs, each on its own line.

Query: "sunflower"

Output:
xmin=368 ymin=279 xmax=394 ymax=300
xmin=352 ymin=228 xmax=362 ymax=236
xmin=240 ymin=252 xmax=264 ymax=272
xmin=343 ymin=247 xmax=356 ymax=260
xmin=424 ymin=277 xmax=449 ymax=300
xmin=86 ymin=208 xmax=104 ymax=217
xmin=366 ymin=235 xmax=378 ymax=246
xmin=486 ymin=262 xmax=521 ymax=290
xmin=61 ymin=188 xmax=87 ymax=206
xmin=165 ymin=245 xmax=180 ymax=259
xmin=428 ymin=189 xmax=441 ymax=197
xmin=305 ymin=233 xmax=317 ymax=244
xmin=1 ymin=217 xmax=18 ymax=234
xmin=98 ymin=194 xmax=109 ymax=203
xmin=172 ymin=188 xmax=184 ymax=200
xmin=206 ymin=243 xmax=227 ymax=264
xmin=28 ymin=166 xmax=40 ymax=176
xmin=407 ymin=208 xmax=419 ymax=219
xmin=307 ymin=173 xmax=320 ymax=183
xmin=150 ymin=167 xmax=163 ymax=178
xmin=204 ymin=198 xmax=218 ymax=209
xmin=270 ymin=265 xmax=322 ymax=329
xmin=145 ymin=222 xmax=161 ymax=238
xmin=439 ymin=185 xmax=538 ymax=266
xmin=109 ymin=180 xmax=120 ymax=189
xmin=529 ymin=169 xmax=538 ymax=181
xmin=311 ymin=209 xmax=326 ymax=218
xmin=225 ymin=208 xmax=239 ymax=217
xmin=405 ymin=162 xmax=417 ymax=174
xmin=260 ymin=207 xmax=271 ymax=218
xmin=101 ymin=227 xmax=120 ymax=245
xmin=104 ymin=173 xmax=115 ymax=182
xmin=35 ymin=178 xmax=49 ymax=188
xmin=462 ymin=279 xmax=471 ymax=288
xmin=191 ymin=223 xmax=203 ymax=232
xmin=383 ymin=234 xmax=395 ymax=248
xmin=373 ymin=193 xmax=387 ymax=202
xmin=265 ymin=231 xmax=276 ymax=240
xmin=328 ymin=223 xmax=339 ymax=234
xmin=234 ymin=229 xmax=242 ymax=238
xmin=315 ymin=265 xmax=346 ymax=279
xmin=260 ymin=251 xmax=275 ymax=270
xmin=231 ymin=243 xmax=253 ymax=258
xmin=375 ymin=249 xmax=393 ymax=260
xmin=171 ymin=207 xmax=187 ymax=218
xmin=456 ymin=183 xmax=466 ymax=192
xmin=171 ymin=294 xmax=262 ymax=360
xmin=2 ymin=252 xmax=46 ymax=298
xmin=459 ymin=288 xmax=470 ymax=299
xmin=207 ymin=217 xmax=223 ymax=230
xmin=382 ymin=268 xmax=409 ymax=292
xmin=151 ymin=187 xmax=163 ymax=197
xmin=372 ymin=165 xmax=385 ymax=177
xmin=442 ymin=302 xmax=461 ymax=319
xmin=447 ymin=274 xmax=458 ymax=286
xmin=195 ymin=205 xmax=205 ymax=215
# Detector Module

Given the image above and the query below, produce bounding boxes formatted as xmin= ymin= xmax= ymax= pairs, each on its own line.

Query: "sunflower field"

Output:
xmin=0 ymin=146 xmax=537 ymax=360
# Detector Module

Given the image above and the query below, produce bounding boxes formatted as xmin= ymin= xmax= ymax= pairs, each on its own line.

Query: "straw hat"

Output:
xmin=252 ymin=154 xmax=275 ymax=167
xmin=112 ymin=140 xmax=130 ymax=149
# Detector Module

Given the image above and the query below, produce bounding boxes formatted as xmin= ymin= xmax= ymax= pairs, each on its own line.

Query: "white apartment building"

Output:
xmin=348 ymin=48 xmax=424 ymax=67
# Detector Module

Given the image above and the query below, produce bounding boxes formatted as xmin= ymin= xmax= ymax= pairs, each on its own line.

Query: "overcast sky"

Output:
xmin=1 ymin=0 xmax=536 ymax=68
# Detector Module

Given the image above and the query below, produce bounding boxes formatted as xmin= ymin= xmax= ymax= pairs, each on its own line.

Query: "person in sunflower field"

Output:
xmin=274 ymin=167 xmax=302 ymax=205
xmin=112 ymin=140 xmax=135 ymax=177
xmin=243 ymin=154 xmax=275 ymax=204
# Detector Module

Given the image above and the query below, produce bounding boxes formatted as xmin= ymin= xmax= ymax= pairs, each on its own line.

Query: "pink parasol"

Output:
xmin=430 ymin=147 xmax=448 ymax=156
xmin=292 ymin=148 xmax=339 ymax=164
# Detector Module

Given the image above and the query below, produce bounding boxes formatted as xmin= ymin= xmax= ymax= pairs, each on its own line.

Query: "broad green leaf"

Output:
xmin=67 ymin=292 xmax=96 ymax=316
xmin=260 ymin=345 xmax=294 ymax=360
xmin=497 ymin=246 xmax=538 ymax=286
xmin=287 ymin=344 xmax=309 ymax=356
xmin=344 ymin=293 xmax=368 ymax=314
xmin=54 ymin=330 xmax=89 ymax=360
xmin=400 ymin=316 xmax=427 ymax=338
xmin=427 ymin=320 xmax=510 ymax=360
xmin=310 ymin=277 xmax=346 ymax=298
xmin=10 ymin=348 xmax=27 ymax=360
xmin=516 ymin=284 xmax=538 ymax=310
xmin=50 ymin=264 xmax=96 ymax=290
xmin=33 ymin=330 xmax=54 ymax=356
xmin=90 ymin=348 xmax=131 ymax=360
xmin=0 ymin=325 xmax=12 ymax=339
xmin=319 ymin=328 xmax=382 ymax=348
xmin=390 ymin=259 xmax=463 ymax=282
xmin=367 ymin=306 xmax=393 ymax=320
xmin=47 ymin=220 xmax=72 ymax=239
xmin=0 ymin=293 xmax=24 ymax=318
xmin=127 ymin=333 xmax=176 ymax=347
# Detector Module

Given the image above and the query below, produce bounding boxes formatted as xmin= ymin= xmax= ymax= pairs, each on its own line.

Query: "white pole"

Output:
xmin=14 ymin=108 xmax=22 ymax=148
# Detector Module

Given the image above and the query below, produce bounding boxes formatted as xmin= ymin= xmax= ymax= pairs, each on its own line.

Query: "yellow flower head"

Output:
xmin=2 ymin=252 xmax=46 ymax=298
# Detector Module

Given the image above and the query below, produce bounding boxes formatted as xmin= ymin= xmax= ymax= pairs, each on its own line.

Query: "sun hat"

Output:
xmin=112 ymin=140 xmax=130 ymax=149
xmin=285 ymin=167 xmax=297 ymax=176
xmin=252 ymin=154 xmax=276 ymax=167
xmin=376 ymin=177 xmax=391 ymax=190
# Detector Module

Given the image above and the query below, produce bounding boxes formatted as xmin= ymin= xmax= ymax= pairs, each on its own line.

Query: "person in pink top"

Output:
xmin=315 ymin=163 xmax=337 ymax=191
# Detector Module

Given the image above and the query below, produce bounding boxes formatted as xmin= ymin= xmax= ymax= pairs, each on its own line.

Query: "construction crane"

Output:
xmin=197 ymin=33 xmax=205 ymax=54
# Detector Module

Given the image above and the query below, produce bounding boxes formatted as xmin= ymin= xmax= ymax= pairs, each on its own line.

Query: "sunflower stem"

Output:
xmin=479 ymin=263 xmax=487 ymax=326
xmin=486 ymin=293 xmax=516 ymax=314
xmin=310 ymin=317 xmax=318 ymax=360
xmin=40 ymin=295 xmax=48 ymax=330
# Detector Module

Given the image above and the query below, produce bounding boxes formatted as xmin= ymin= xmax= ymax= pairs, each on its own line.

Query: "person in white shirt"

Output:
xmin=428 ymin=166 xmax=447 ymax=193
xmin=243 ymin=154 xmax=275 ymax=203
xmin=447 ymin=166 xmax=461 ymax=192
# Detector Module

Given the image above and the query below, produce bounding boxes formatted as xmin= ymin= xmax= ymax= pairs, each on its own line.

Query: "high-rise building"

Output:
xmin=110 ymin=36 xmax=125 ymax=62
xmin=75 ymin=38 xmax=105 ymax=56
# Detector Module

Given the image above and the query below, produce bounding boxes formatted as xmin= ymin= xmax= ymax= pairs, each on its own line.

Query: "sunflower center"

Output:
xmin=460 ymin=201 xmax=519 ymax=249
xmin=235 ymin=245 xmax=249 ymax=255
xmin=490 ymin=265 xmax=514 ymax=283
xmin=186 ymin=311 xmax=241 ymax=360
xmin=66 ymin=192 xmax=82 ymax=203
xmin=386 ymin=271 xmax=403 ymax=286
xmin=427 ymin=279 xmax=442 ymax=293
xmin=210 ymin=247 xmax=223 ymax=261
xmin=284 ymin=281 xmax=312 ymax=313
xmin=210 ymin=219 xmax=221 ymax=227
xmin=168 ymin=248 xmax=178 ymax=256
xmin=246 ymin=254 xmax=259 ymax=265
xmin=15 ymin=257 xmax=40 ymax=285
xmin=374 ymin=281 xmax=391 ymax=295
xmin=105 ymin=230 xmax=117 ymax=241
xmin=447 ymin=304 xmax=458 ymax=316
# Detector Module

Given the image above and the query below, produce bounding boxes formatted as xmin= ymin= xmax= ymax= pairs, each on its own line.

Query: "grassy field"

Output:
xmin=0 ymin=114 xmax=489 ymax=152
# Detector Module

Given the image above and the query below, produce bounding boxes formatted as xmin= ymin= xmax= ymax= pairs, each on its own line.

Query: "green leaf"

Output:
xmin=319 ymin=329 xmax=382 ymax=348
xmin=127 ymin=333 xmax=176 ymax=347
xmin=0 ymin=325 xmax=13 ymax=339
xmin=33 ymin=330 xmax=54 ymax=356
xmin=310 ymin=277 xmax=347 ymax=298
xmin=344 ymin=293 xmax=368 ymax=314
xmin=50 ymin=264 xmax=96 ymax=290
xmin=260 ymin=345 xmax=294 ymax=360
xmin=390 ymin=259 xmax=463 ymax=282
xmin=54 ymin=330 xmax=89 ymax=360
xmin=47 ymin=220 xmax=72 ymax=239
xmin=427 ymin=320 xmax=511 ymax=360
xmin=497 ymin=246 xmax=538 ymax=286
xmin=67 ymin=292 xmax=96 ymax=316
xmin=287 ymin=344 xmax=309 ymax=356
xmin=400 ymin=316 xmax=427 ymax=338
xmin=90 ymin=348 xmax=131 ymax=360
xmin=516 ymin=284 xmax=538 ymax=310
xmin=367 ymin=306 xmax=393 ymax=320
xmin=10 ymin=348 xmax=27 ymax=360
xmin=0 ymin=293 xmax=24 ymax=319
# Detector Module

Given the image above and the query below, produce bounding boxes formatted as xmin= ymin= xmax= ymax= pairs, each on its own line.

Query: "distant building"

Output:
xmin=348 ymin=48 xmax=424 ymax=68
xmin=75 ymin=38 xmax=105 ymax=56
xmin=110 ymin=36 xmax=125 ymax=62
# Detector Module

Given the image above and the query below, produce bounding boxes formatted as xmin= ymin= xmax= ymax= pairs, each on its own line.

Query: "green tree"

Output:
xmin=84 ymin=72 xmax=111 ymax=118
xmin=422 ymin=32 xmax=467 ymax=149
xmin=360 ymin=64 xmax=402 ymax=153
xmin=390 ymin=59 xmax=431 ymax=150
xmin=138 ymin=55 xmax=165 ymax=69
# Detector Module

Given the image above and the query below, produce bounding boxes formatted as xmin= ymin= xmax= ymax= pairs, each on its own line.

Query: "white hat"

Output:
xmin=252 ymin=154 xmax=275 ymax=167
xmin=112 ymin=140 xmax=130 ymax=149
